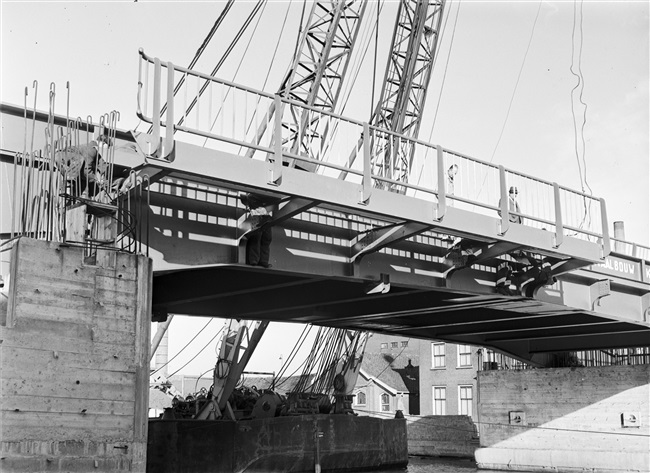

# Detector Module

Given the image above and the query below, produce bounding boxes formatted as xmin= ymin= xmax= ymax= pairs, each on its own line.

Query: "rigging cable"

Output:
xmin=183 ymin=0 xmax=267 ymax=127
xmin=414 ymin=0 xmax=459 ymax=188
xmin=428 ymin=0 xmax=462 ymax=137
xmin=236 ymin=0 xmax=296 ymax=154
xmin=370 ymin=0 xmax=379 ymax=118
xmin=151 ymin=318 xmax=214 ymax=375
xmin=167 ymin=326 xmax=225 ymax=378
xmin=338 ymin=0 xmax=385 ymax=118
xmin=201 ymin=0 xmax=269 ymax=145
xmin=273 ymin=324 xmax=313 ymax=385
xmin=570 ymin=0 xmax=592 ymax=228
xmin=475 ymin=0 xmax=543 ymax=199
xmin=146 ymin=0 xmax=235 ymax=133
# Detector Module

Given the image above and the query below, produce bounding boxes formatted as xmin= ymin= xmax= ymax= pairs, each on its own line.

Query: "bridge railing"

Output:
xmin=611 ymin=238 xmax=650 ymax=261
xmin=136 ymin=50 xmax=610 ymax=254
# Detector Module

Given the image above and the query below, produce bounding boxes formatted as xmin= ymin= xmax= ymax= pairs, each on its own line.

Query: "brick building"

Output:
xmin=364 ymin=334 xmax=481 ymax=422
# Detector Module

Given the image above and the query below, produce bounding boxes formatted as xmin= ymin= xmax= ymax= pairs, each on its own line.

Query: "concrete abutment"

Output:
xmin=476 ymin=365 xmax=650 ymax=472
xmin=0 ymin=238 xmax=152 ymax=472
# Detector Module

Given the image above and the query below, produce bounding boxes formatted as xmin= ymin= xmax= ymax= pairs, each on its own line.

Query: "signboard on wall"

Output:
xmin=591 ymin=256 xmax=642 ymax=282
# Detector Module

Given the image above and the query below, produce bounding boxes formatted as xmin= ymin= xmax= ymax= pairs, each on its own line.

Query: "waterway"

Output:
xmin=373 ymin=456 xmax=519 ymax=472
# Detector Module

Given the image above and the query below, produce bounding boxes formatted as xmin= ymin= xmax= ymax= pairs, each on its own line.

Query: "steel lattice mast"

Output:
xmin=370 ymin=0 xmax=445 ymax=185
xmin=247 ymin=1 xmax=368 ymax=163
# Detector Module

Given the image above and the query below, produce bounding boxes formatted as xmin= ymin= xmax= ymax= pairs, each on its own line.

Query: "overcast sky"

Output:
xmin=1 ymin=0 xmax=648 ymax=377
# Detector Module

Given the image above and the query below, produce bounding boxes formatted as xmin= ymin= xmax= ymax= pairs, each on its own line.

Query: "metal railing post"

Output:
xmin=553 ymin=182 xmax=564 ymax=248
xmin=359 ymin=122 xmax=371 ymax=204
xmin=162 ymin=61 xmax=176 ymax=162
xmin=270 ymin=95 xmax=283 ymax=185
xmin=150 ymin=58 xmax=162 ymax=156
xmin=600 ymin=197 xmax=611 ymax=257
xmin=498 ymin=165 xmax=509 ymax=235
xmin=436 ymin=145 xmax=446 ymax=220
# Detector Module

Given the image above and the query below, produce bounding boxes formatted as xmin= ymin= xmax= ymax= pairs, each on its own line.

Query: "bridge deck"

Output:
xmin=1 ymin=46 xmax=649 ymax=363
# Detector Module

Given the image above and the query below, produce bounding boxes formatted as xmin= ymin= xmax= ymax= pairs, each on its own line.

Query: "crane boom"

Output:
xmin=246 ymin=1 xmax=368 ymax=164
xmin=371 ymin=0 xmax=445 ymax=185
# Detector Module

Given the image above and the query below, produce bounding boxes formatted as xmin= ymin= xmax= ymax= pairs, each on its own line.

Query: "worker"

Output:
xmin=56 ymin=133 xmax=111 ymax=200
xmin=498 ymin=186 xmax=522 ymax=224
xmin=241 ymin=193 xmax=273 ymax=268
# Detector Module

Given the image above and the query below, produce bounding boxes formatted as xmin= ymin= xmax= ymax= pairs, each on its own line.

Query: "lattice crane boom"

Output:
xmin=246 ymin=1 xmax=368 ymax=163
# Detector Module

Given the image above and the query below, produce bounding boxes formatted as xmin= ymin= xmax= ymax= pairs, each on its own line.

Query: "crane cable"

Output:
xmin=414 ymin=0 xmax=460 ymax=188
xmin=167 ymin=326 xmax=225 ymax=379
xmin=150 ymin=318 xmax=214 ymax=376
xmin=200 ymin=0 xmax=269 ymax=145
xmin=236 ymin=0 xmax=297 ymax=155
xmin=146 ymin=0 xmax=235 ymax=134
xmin=474 ymin=0 xmax=543 ymax=199
xmin=182 ymin=0 xmax=266 ymax=128
xmin=570 ymin=0 xmax=592 ymax=229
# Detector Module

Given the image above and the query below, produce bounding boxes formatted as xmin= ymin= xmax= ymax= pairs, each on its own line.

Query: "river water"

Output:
xmin=372 ymin=455 xmax=518 ymax=473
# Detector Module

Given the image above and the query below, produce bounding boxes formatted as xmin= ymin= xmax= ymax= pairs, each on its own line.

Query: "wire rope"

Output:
xmin=475 ymin=0 xmax=543 ymax=199
xmin=147 ymin=0 xmax=235 ymax=134
xmin=201 ymin=0 xmax=268 ymax=146
xmin=151 ymin=318 xmax=213 ymax=375
xmin=570 ymin=0 xmax=592 ymax=229
xmin=167 ymin=326 xmax=225 ymax=378
xmin=236 ymin=0 xmax=295 ymax=155
xmin=183 ymin=0 xmax=266 ymax=128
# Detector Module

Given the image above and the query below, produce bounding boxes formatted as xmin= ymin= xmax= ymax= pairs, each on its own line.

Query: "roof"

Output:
xmin=359 ymin=352 xmax=420 ymax=394
xmin=240 ymin=374 xmax=317 ymax=396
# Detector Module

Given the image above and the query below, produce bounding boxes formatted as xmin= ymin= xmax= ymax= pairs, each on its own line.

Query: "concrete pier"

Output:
xmin=0 ymin=238 xmax=152 ymax=472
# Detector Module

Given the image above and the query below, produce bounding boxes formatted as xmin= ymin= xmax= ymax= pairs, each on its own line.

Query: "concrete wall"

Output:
xmin=476 ymin=365 xmax=650 ymax=472
xmin=0 ymin=238 xmax=152 ymax=472
xmin=406 ymin=415 xmax=479 ymax=458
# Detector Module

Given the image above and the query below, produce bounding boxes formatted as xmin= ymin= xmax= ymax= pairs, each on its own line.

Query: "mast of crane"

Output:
xmin=246 ymin=1 xmax=368 ymax=164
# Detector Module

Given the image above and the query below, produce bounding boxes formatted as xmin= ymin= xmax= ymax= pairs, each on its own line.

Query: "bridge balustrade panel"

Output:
xmin=135 ymin=50 xmax=609 ymax=259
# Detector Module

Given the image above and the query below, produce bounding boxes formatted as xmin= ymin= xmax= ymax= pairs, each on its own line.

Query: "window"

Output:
xmin=401 ymin=341 xmax=409 ymax=347
xmin=355 ymin=391 xmax=366 ymax=405
xmin=433 ymin=386 xmax=446 ymax=415
xmin=459 ymin=385 xmax=473 ymax=416
xmin=432 ymin=342 xmax=446 ymax=368
xmin=380 ymin=393 xmax=390 ymax=412
xmin=391 ymin=342 xmax=398 ymax=348
xmin=457 ymin=344 xmax=473 ymax=368
xmin=380 ymin=343 xmax=388 ymax=349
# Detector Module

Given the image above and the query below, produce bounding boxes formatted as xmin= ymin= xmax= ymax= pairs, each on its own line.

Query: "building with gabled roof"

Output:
xmin=352 ymin=351 xmax=419 ymax=416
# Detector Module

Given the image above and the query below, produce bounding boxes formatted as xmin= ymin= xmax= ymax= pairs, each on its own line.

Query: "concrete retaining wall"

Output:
xmin=0 ymin=238 xmax=152 ymax=472
xmin=476 ymin=365 xmax=650 ymax=472
xmin=406 ymin=415 xmax=478 ymax=458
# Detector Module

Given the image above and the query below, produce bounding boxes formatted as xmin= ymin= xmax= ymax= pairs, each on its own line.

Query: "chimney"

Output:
xmin=613 ymin=221 xmax=625 ymax=252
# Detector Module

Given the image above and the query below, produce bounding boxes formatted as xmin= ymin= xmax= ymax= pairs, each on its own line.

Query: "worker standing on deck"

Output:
xmin=241 ymin=193 xmax=273 ymax=268
xmin=498 ymin=186 xmax=522 ymax=224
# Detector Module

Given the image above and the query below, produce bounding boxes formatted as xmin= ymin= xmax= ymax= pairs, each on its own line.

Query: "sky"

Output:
xmin=1 ymin=0 xmax=648 ymax=380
